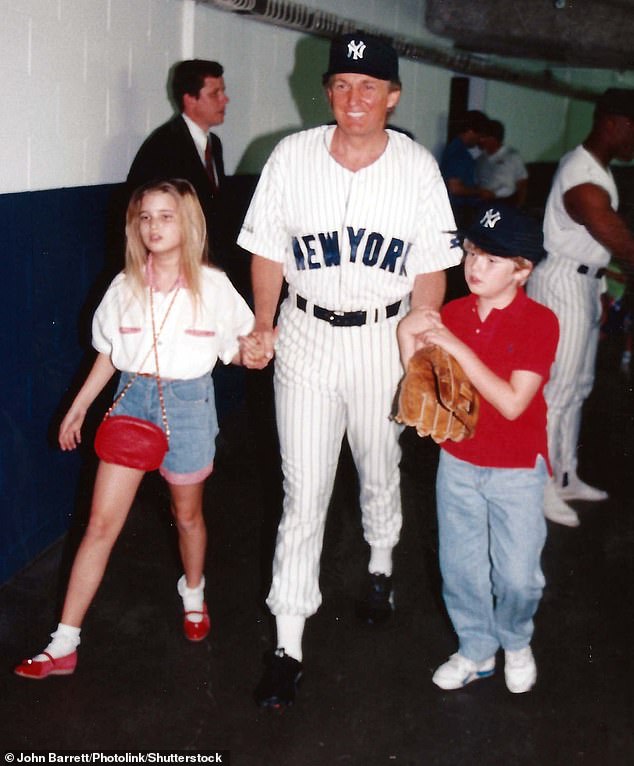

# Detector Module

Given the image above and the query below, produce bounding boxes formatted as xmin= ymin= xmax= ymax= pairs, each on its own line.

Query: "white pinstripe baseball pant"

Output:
xmin=266 ymin=298 xmax=405 ymax=618
xmin=526 ymin=256 xmax=603 ymax=485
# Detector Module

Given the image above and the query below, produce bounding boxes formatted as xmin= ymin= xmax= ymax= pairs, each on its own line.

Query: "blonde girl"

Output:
xmin=16 ymin=179 xmax=254 ymax=678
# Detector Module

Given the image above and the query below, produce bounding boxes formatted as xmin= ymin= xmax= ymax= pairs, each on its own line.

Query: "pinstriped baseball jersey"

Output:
xmin=238 ymin=125 xmax=461 ymax=309
xmin=240 ymin=124 xmax=459 ymax=618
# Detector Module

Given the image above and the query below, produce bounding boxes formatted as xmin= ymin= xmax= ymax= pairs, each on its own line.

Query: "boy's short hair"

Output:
xmin=461 ymin=204 xmax=546 ymax=265
xmin=510 ymin=255 xmax=534 ymax=272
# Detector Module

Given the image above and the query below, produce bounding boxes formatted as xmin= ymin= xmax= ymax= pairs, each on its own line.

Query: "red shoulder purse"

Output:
xmin=94 ymin=414 xmax=168 ymax=472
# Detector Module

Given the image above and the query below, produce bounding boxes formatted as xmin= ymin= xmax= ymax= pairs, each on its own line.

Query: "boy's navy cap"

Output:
xmin=323 ymin=32 xmax=400 ymax=84
xmin=596 ymin=88 xmax=634 ymax=119
xmin=461 ymin=204 xmax=546 ymax=265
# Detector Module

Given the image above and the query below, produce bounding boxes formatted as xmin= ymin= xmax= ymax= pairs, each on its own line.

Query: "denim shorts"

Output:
xmin=113 ymin=372 xmax=218 ymax=485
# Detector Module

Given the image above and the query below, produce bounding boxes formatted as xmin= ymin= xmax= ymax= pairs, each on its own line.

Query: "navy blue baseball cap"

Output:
xmin=461 ymin=204 xmax=546 ymax=265
xmin=323 ymin=32 xmax=400 ymax=84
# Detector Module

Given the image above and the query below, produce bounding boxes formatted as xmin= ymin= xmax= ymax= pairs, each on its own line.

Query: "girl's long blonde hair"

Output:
xmin=124 ymin=178 xmax=208 ymax=303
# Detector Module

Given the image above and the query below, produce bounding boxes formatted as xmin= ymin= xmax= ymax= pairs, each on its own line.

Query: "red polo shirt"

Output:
xmin=441 ymin=288 xmax=559 ymax=469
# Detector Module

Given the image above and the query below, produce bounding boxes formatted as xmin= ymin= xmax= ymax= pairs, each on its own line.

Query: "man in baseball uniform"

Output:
xmin=238 ymin=32 xmax=460 ymax=707
xmin=527 ymin=88 xmax=634 ymax=527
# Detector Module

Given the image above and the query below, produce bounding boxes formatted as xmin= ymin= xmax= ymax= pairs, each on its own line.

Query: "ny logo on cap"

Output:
xmin=480 ymin=209 xmax=502 ymax=229
xmin=347 ymin=40 xmax=367 ymax=60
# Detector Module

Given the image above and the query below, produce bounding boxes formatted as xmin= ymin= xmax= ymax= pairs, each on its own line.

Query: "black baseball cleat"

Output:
xmin=356 ymin=572 xmax=394 ymax=625
xmin=254 ymin=648 xmax=303 ymax=709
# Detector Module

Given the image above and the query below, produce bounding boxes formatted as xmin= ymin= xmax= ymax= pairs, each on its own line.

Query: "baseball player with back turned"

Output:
xmin=527 ymin=88 xmax=634 ymax=527
xmin=238 ymin=32 xmax=461 ymax=708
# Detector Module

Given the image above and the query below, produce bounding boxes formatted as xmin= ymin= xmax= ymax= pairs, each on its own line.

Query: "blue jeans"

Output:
xmin=436 ymin=451 xmax=548 ymax=662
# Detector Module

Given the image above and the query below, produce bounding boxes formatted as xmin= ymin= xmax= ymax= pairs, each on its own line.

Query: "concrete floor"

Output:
xmin=1 ymin=342 xmax=632 ymax=765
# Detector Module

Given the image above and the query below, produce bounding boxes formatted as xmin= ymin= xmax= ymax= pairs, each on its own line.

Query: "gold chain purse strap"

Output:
xmin=102 ymin=285 xmax=180 ymax=442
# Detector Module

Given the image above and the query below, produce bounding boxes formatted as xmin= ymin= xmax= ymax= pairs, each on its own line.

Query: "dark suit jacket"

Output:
xmin=126 ymin=115 xmax=226 ymax=261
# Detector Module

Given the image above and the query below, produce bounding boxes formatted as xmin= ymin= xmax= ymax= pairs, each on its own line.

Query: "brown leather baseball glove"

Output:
xmin=394 ymin=345 xmax=479 ymax=443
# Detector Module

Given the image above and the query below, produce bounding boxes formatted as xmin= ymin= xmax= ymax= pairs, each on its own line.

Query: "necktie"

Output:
xmin=205 ymin=135 xmax=218 ymax=195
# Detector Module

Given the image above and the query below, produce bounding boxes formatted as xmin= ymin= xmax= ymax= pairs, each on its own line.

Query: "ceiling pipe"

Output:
xmin=199 ymin=0 xmax=598 ymax=102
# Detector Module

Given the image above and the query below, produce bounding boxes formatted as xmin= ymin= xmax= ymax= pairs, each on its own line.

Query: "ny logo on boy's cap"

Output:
xmin=347 ymin=40 xmax=367 ymax=60
xmin=480 ymin=208 xmax=502 ymax=228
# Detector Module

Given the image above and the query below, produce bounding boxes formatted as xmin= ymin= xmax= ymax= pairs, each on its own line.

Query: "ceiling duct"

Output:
xmin=425 ymin=0 xmax=634 ymax=70
xmin=200 ymin=0 xmax=598 ymax=101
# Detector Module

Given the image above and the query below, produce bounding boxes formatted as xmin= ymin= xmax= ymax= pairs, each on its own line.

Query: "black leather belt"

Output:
xmin=577 ymin=264 xmax=606 ymax=278
xmin=296 ymin=294 xmax=401 ymax=327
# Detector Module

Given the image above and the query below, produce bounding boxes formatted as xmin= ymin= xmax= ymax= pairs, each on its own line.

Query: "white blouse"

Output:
xmin=92 ymin=266 xmax=254 ymax=379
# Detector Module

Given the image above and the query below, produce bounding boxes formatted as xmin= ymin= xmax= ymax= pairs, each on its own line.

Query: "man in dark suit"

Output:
xmin=127 ymin=59 xmax=229 ymax=264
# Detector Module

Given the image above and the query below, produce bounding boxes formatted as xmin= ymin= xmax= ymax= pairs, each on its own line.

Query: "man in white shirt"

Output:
xmin=476 ymin=119 xmax=528 ymax=207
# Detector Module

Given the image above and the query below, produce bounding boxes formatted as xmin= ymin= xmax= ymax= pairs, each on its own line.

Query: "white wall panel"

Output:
xmin=2 ymin=9 xmax=32 ymax=76
xmin=0 ymin=0 xmax=183 ymax=192
xmin=105 ymin=0 xmax=182 ymax=176
xmin=7 ymin=0 xmax=60 ymax=17
xmin=1 ymin=74 xmax=31 ymax=189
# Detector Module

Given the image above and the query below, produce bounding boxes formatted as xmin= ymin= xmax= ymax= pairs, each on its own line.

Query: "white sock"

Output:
xmin=369 ymin=546 xmax=393 ymax=577
xmin=35 ymin=622 xmax=81 ymax=661
xmin=275 ymin=615 xmax=305 ymax=662
xmin=177 ymin=574 xmax=205 ymax=623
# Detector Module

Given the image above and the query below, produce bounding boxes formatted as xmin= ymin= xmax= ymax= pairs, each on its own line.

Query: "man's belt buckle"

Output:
xmin=325 ymin=309 xmax=366 ymax=326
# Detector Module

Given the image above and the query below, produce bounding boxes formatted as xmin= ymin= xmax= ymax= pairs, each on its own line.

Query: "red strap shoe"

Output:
xmin=183 ymin=603 xmax=210 ymax=642
xmin=14 ymin=651 xmax=77 ymax=679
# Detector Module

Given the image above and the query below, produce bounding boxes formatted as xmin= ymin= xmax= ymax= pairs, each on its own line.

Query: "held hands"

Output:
xmin=239 ymin=328 xmax=278 ymax=370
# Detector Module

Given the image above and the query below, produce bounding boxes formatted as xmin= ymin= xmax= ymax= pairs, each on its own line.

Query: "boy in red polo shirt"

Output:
xmin=398 ymin=204 xmax=559 ymax=693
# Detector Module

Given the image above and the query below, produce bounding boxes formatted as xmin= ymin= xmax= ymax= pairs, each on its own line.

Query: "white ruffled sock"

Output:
xmin=35 ymin=623 xmax=81 ymax=661
xmin=177 ymin=574 xmax=205 ymax=623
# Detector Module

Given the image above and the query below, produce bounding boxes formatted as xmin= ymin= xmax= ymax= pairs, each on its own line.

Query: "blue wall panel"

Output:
xmin=0 ymin=180 xmax=254 ymax=586
xmin=0 ymin=184 xmax=122 ymax=584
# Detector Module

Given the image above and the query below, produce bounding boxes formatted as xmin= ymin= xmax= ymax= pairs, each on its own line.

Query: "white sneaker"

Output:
xmin=504 ymin=646 xmax=537 ymax=693
xmin=557 ymin=474 xmax=608 ymax=503
xmin=432 ymin=653 xmax=495 ymax=690
xmin=544 ymin=479 xmax=580 ymax=527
